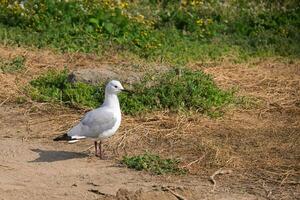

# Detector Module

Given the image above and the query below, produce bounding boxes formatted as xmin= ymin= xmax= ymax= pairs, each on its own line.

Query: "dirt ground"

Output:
xmin=0 ymin=46 xmax=299 ymax=200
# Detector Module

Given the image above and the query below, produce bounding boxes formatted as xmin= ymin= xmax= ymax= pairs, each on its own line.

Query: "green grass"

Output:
xmin=121 ymin=153 xmax=186 ymax=175
xmin=120 ymin=68 xmax=234 ymax=115
xmin=0 ymin=1 xmax=299 ymax=64
xmin=0 ymin=56 xmax=26 ymax=73
xmin=27 ymin=68 xmax=234 ymax=115
xmin=28 ymin=69 xmax=104 ymax=108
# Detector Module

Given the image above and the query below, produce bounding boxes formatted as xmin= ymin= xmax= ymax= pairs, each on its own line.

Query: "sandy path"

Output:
xmin=0 ymin=138 xmax=155 ymax=199
xmin=0 ymin=137 xmax=261 ymax=200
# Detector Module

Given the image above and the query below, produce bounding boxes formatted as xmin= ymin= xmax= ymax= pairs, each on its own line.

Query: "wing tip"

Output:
xmin=53 ymin=133 xmax=71 ymax=141
xmin=53 ymin=134 xmax=87 ymax=142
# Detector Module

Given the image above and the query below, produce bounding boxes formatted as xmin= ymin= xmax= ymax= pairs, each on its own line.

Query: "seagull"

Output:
xmin=53 ymin=80 xmax=128 ymax=159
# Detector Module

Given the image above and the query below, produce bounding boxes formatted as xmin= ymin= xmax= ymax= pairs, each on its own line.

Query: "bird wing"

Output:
xmin=67 ymin=107 xmax=117 ymax=138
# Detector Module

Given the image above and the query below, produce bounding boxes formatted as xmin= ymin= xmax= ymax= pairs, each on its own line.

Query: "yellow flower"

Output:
xmin=191 ymin=0 xmax=204 ymax=6
xmin=119 ymin=2 xmax=128 ymax=9
xmin=134 ymin=14 xmax=145 ymax=23
xmin=137 ymin=14 xmax=144 ymax=20
xmin=196 ymin=19 xmax=203 ymax=25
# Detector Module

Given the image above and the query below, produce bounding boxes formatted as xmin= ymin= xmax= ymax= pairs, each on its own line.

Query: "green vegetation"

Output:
xmin=0 ymin=0 xmax=299 ymax=64
xmin=121 ymin=153 xmax=186 ymax=175
xmin=27 ymin=68 xmax=233 ymax=115
xmin=0 ymin=56 xmax=26 ymax=73
xmin=29 ymin=70 xmax=104 ymax=108
xmin=120 ymin=68 xmax=233 ymax=115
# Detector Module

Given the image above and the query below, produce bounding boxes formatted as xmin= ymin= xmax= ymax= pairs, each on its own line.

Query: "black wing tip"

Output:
xmin=53 ymin=133 xmax=71 ymax=141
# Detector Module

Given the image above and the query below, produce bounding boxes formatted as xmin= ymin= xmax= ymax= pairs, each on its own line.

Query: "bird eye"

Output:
xmin=114 ymin=85 xmax=118 ymax=88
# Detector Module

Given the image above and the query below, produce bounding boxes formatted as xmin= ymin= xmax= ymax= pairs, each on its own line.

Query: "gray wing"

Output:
xmin=67 ymin=108 xmax=117 ymax=138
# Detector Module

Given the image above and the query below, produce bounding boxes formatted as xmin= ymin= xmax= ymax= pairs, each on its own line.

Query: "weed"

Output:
xmin=0 ymin=56 xmax=25 ymax=73
xmin=121 ymin=153 xmax=186 ymax=175
xmin=27 ymin=68 xmax=234 ymax=115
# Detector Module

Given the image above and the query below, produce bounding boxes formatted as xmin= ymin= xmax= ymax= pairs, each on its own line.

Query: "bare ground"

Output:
xmin=0 ymin=46 xmax=299 ymax=200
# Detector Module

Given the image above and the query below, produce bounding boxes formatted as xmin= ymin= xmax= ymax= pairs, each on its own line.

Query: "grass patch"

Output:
xmin=120 ymin=68 xmax=234 ymax=115
xmin=121 ymin=153 xmax=186 ymax=175
xmin=0 ymin=1 xmax=299 ymax=64
xmin=0 ymin=56 xmax=25 ymax=73
xmin=28 ymin=69 xmax=104 ymax=108
xmin=27 ymin=68 xmax=234 ymax=115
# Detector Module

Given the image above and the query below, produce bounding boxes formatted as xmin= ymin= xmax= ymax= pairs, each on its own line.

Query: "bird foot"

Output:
xmin=95 ymin=151 xmax=107 ymax=160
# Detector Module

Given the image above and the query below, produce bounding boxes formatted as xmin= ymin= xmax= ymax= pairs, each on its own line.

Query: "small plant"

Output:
xmin=0 ymin=56 xmax=25 ymax=73
xmin=121 ymin=153 xmax=186 ymax=175
xmin=28 ymin=69 xmax=104 ymax=108
xmin=119 ymin=68 xmax=234 ymax=115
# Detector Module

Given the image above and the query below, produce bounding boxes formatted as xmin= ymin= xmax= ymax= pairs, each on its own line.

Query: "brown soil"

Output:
xmin=0 ymin=45 xmax=299 ymax=200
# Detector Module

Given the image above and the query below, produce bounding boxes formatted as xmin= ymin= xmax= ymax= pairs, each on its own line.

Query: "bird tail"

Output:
xmin=53 ymin=133 xmax=86 ymax=143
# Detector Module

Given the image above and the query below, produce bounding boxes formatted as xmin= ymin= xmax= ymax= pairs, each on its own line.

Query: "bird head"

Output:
xmin=106 ymin=80 xmax=127 ymax=94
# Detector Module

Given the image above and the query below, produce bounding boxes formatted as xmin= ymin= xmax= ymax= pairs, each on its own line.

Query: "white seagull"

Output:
xmin=54 ymin=80 xmax=128 ymax=159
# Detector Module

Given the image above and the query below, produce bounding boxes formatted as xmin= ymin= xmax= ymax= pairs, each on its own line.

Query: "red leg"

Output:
xmin=94 ymin=141 xmax=100 ymax=157
xmin=99 ymin=140 xmax=103 ymax=159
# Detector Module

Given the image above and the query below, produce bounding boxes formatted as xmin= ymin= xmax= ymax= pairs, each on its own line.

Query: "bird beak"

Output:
xmin=122 ymin=89 xmax=132 ymax=93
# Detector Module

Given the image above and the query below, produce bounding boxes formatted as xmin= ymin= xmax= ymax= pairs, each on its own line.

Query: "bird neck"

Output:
xmin=103 ymin=93 xmax=120 ymax=110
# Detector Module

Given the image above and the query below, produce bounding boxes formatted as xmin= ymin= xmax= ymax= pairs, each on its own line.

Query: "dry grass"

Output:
xmin=0 ymin=46 xmax=299 ymax=199
xmin=109 ymin=57 xmax=299 ymax=199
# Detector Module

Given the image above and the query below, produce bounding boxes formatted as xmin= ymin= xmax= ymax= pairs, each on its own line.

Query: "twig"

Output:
xmin=0 ymin=97 xmax=10 ymax=107
xmin=280 ymin=170 xmax=291 ymax=186
xmin=183 ymin=154 xmax=205 ymax=168
xmin=88 ymin=189 xmax=106 ymax=196
xmin=162 ymin=187 xmax=187 ymax=200
xmin=209 ymin=168 xmax=233 ymax=191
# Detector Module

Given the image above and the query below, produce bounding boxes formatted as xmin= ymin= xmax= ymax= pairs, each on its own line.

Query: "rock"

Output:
xmin=68 ymin=67 xmax=142 ymax=86
xmin=68 ymin=68 xmax=119 ymax=85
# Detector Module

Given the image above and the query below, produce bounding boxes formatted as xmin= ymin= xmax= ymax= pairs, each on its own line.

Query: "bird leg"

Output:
xmin=94 ymin=141 xmax=104 ymax=159
xmin=99 ymin=140 xmax=104 ymax=159
xmin=94 ymin=141 xmax=100 ymax=157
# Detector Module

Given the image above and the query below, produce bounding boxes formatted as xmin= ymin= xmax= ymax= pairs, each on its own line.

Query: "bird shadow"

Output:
xmin=29 ymin=149 xmax=88 ymax=163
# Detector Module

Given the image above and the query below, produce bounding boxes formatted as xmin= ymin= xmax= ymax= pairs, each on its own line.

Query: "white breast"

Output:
xmin=98 ymin=112 xmax=121 ymax=139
